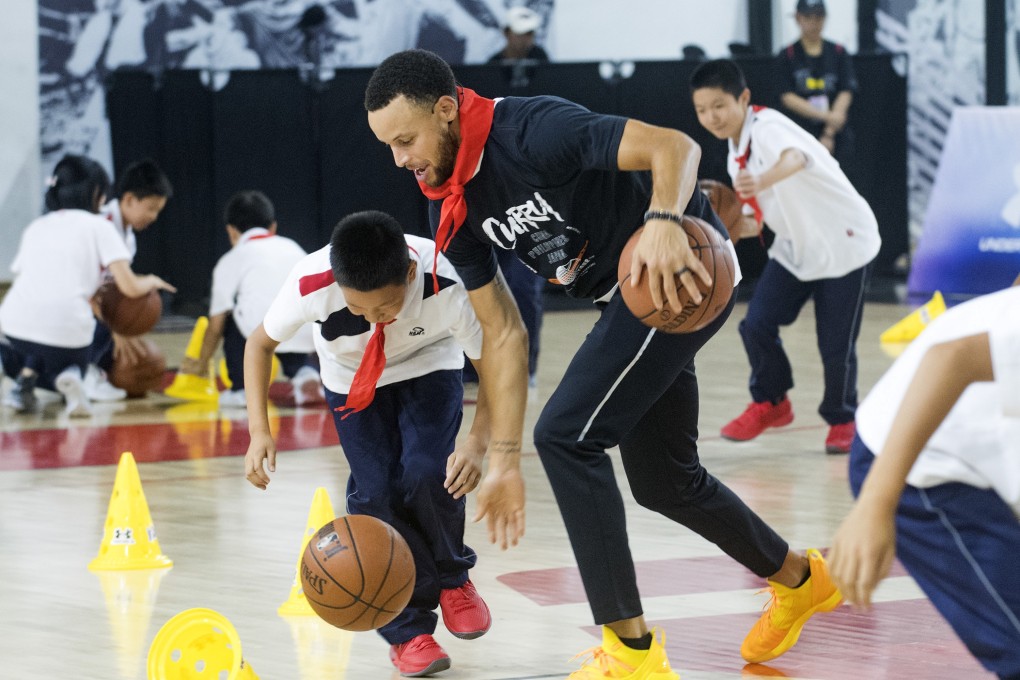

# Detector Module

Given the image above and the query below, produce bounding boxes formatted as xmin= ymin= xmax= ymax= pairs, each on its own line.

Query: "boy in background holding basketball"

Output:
xmin=829 ymin=282 xmax=1020 ymax=678
xmin=690 ymin=58 xmax=880 ymax=453
xmin=243 ymin=210 xmax=492 ymax=677
xmin=177 ymin=190 xmax=322 ymax=409
xmin=0 ymin=155 xmax=175 ymax=416
xmin=86 ymin=159 xmax=174 ymax=402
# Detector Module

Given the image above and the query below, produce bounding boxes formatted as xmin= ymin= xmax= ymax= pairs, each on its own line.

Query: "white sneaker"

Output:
xmin=84 ymin=365 xmax=127 ymax=402
xmin=2 ymin=373 xmax=38 ymax=413
xmin=218 ymin=389 xmax=247 ymax=409
xmin=291 ymin=366 xmax=324 ymax=406
xmin=55 ymin=369 xmax=92 ymax=417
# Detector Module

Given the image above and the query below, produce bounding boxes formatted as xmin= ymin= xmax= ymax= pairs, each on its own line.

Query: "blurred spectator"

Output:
xmin=777 ymin=0 xmax=857 ymax=160
xmin=487 ymin=6 xmax=548 ymax=64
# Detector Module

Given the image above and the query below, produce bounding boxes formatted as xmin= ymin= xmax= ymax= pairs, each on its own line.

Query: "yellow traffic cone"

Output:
xmin=278 ymin=487 xmax=336 ymax=616
xmin=147 ymin=608 xmax=259 ymax=679
xmin=94 ymin=568 xmax=168 ymax=679
xmin=164 ymin=317 xmax=219 ymax=402
xmin=283 ymin=615 xmax=354 ymax=679
xmin=880 ymin=291 xmax=946 ymax=344
xmin=219 ymin=355 xmax=280 ymax=390
xmin=89 ymin=452 xmax=173 ymax=571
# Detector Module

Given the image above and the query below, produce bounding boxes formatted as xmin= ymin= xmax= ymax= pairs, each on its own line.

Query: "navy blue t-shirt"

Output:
xmin=429 ymin=96 xmax=723 ymax=300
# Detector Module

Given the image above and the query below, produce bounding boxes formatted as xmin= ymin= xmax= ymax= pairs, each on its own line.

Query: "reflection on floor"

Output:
xmin=0 ymin=302 xmax=989 ymax=679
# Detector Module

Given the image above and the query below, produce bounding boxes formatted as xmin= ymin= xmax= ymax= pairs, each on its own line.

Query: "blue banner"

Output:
xmin=908 ymin=107 xmax=1020 ymax=303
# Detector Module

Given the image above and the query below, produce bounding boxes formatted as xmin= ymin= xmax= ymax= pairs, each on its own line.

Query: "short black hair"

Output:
xmin=364 ymin=49 xmax=457 ymax=112
xmin=45 ymin=154 xmax=110 ymax=213
xmin=329 ymin=211 xmax=410 ymax=291
xmin=116 ymin=159 xmax=173 ymax=199
xmin=224 ymin=191 xmax=275 ymax=231
xmin=689 ymin=59 xmax=747 ymax=99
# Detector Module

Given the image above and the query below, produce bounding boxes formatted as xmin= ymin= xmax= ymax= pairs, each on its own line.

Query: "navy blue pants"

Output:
xmin=324 ymin=369 xmax=476 ymax=645
xmin=463 ymin=248 xmax=544 ymax=381
xmin=739 ymin=259 xmax=870 ymax=424
xmin=1 ymin=335 xmax=89 ymax=390
xmin=88 ymin=320 xmax=115 ymax=372
xmin=223 ymin=315 xmax=310 ymax=389
xmin=850 ymin=437 xmax=1020 ymax=679
xmin=534 ymin=288 xmax=790 ymax=624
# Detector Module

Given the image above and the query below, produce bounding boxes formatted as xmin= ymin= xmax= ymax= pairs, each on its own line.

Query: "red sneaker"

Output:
xmin=721 ymin=397 xmax=794 ymax=441
xmin=825 ymin=421 xmax=856 ymax=454
xmin=439 ymin=580 xmax=492 ymax=639
xmin=389 ymin=634 xmax=451 ymax=677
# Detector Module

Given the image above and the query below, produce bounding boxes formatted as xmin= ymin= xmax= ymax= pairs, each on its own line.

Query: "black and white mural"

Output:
xmin=875 ymin=0 xmax=984 ymax=240
xmin=38 ymin=0 xmax=554 ymax=178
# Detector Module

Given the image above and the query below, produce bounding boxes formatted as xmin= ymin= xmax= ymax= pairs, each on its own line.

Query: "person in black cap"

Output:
xmin=777 ymin=0 xmax=857 ymax=161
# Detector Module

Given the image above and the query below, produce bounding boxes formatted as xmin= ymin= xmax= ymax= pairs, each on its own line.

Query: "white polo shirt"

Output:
xmin=100 ymin=199 xmax=137 ymax=262
xmin=856 ymin=286 xmax=1020 ymax=515
xmin=262 ymin=235 xmax=483 ymax=395
xmin=0 ymin=210 xmax=131 ymax=348
xmin=209 ymin=228 xmax=313 ymax=353
xmin=728 ymin=106 xmax=880 ymax=281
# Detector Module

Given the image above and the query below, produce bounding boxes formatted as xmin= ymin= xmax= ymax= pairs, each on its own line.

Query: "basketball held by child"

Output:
xmin=300 ymin=514 xmax=416 ymax=631
xmin=618 ymin=216 xmax=735 ymax=334
xmin=698 ymin=178 xmax=743 ymax=240
xmin=95 ymin=281 xmax=163 ymax=337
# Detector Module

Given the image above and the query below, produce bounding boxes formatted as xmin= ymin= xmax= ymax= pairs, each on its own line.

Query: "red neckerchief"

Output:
xmin=735 ymin=105 xmax=766 ymax=240
xmin=418 ymin=87 xmax=495 ymax=293
xmin=334 ymin=320 xmax=395 ymax=419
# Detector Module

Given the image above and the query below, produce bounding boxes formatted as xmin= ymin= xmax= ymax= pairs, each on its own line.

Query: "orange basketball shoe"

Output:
xmin=569 ymin=627 xmax=678 ymax=679
xmin=439 ymin=580 xmax=491 ymax=639
xmin=741 ymin=549 xmax=843 ymax=663
xmin=390 ymin=634 xmax=451 ymax=677
xmin=721 ymin=397 xmax=794 ymax=441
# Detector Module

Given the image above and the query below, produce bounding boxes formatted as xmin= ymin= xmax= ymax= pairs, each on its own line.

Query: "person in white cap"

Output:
xmin=487 ymin=6 xmax=548 ymax=64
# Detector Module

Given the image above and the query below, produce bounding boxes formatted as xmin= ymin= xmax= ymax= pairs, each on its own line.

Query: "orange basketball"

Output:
xmin=698 ymin=178 xmax=744 ymax=241
xmin=301 ymin=515 xmax=416 ymax=631
xmin=109 ymin=339 xmax=167 ymax=398
xmin=617 ymin=216 xmax=735 ymax=334
xmin=95 ymin=282 xmax=162 ymax=337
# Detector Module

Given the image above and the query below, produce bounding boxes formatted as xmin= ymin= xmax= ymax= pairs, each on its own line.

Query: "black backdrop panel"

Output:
xmin=108 ymin=56 xmax=907 ymax=309
xmin=212 ymin=70 xmax=321 ymax=255
xmin=318 ymin=68 xmax=430 ymax=242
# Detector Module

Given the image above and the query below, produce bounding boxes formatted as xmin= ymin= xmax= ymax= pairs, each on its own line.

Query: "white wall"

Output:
xmin=773 ymin=0 xmax=859 ymax=53
xmin=0 ymin=0 xmax=40 ymax=281
xmin=547 ymin=0 xmax=748 ymax=61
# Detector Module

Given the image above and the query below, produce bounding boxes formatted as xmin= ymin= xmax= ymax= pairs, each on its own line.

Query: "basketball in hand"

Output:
xmin=618 ymin=216 xmax=735 ymax=334
xmin=95 ymin=282 xmax=162 ymax=337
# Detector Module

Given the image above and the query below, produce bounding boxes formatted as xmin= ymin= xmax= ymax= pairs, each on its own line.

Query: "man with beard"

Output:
xmin=363 ymin=49 xmax=842 ymax=678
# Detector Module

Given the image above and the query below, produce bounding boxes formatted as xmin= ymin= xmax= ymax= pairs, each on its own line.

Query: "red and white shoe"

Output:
xmin=389 ymin=634 xmax=451 ymax=677
xmin=439 ymin=580 xmax=491 ymax=639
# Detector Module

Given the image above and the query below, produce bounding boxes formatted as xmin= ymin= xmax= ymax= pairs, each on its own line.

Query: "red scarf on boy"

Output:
xmin=418 ymin=87 xmax=496 ymax=293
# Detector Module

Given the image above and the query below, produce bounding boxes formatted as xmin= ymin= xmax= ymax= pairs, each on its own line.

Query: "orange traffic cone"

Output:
xmin=148 ymin=608 xmax=259 ymax=679
xmin=89 ymin=452 xmax=172 ymax=571
xmin=278 ymin=487 xmax=336 ymax=616
xmin=164 ymin=316 xmax=218 ymax=402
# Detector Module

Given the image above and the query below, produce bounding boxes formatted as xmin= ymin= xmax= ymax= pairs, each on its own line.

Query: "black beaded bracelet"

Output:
xmin=642 ymin=210 xmax=685 ymax=226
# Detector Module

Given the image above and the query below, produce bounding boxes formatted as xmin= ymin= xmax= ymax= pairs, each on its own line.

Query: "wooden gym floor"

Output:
xmin=0 ymin=298 xmax=988 ymax=679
